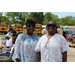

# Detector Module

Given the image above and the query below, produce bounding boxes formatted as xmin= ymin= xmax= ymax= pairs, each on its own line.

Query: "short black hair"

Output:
xmin=26 ymin=19 xmax=36 ymax=27
xmin=11 ymin=30 xmax=16 ymax=34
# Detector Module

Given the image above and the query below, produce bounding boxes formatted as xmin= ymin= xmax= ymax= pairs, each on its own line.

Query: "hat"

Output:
xmin=6 ymin=33 xmax=11 ymax=38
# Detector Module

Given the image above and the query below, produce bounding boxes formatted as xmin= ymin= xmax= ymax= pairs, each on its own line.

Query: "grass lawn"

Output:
xmin=0 ymin=35 xmax=41 ymax=38
xmin=39 ymin=37 xmax=41 ymax=39
xmin=0 ymin=35 xmax=6 ymax=37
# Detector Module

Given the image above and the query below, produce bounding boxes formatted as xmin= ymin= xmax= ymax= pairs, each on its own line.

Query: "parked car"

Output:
xmin=64 ymin=29 xmax=75 ymax=43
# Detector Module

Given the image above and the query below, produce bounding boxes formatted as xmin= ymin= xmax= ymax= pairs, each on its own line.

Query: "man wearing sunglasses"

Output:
xmin=35 ymin=20 xmax=70 ymax=62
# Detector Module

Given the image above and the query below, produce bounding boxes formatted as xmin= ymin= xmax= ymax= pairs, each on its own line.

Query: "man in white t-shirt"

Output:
xmin=0 ymin=33 xmax=13 ymax=52
xmin=0 ymin=36 xmax=16 ymax=57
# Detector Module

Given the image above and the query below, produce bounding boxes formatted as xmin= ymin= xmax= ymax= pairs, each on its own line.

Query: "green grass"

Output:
xmin=0 ymin=35 xmax=6 ymax=37
xmin=39 ymin=37 xmax=41 ymax=38
xmin=0 ymin=35 xmax=40 ymax=38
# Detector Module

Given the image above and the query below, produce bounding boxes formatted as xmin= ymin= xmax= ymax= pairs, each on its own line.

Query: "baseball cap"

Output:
xmin=6 ymin=33 xmax=11 ymax=38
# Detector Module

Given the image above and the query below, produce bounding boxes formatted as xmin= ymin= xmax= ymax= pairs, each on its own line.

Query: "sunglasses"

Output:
xmin=47 ymin=24 xmax=56 ymax=27
xmin=27 ymin=25 xmax=35 ymax=28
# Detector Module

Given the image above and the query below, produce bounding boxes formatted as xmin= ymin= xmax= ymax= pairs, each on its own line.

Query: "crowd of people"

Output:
xmin=0 ymin=19 xmax=70 ymax=62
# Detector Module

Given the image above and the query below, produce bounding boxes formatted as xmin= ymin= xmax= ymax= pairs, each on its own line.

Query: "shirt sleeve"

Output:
xmin=35 ymin=37 xmax=42 ymax=52
xmin=61 ymin=36 xmax=70 ymax=53
xmin=13 ymin=34 xmax=21 ymax=61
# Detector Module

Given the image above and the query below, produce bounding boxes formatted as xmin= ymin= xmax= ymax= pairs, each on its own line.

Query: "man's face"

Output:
xmin=47 ymin=21 xmax=57 ymax=34
xmin=5 ymin=36 xmax=9 ymax=40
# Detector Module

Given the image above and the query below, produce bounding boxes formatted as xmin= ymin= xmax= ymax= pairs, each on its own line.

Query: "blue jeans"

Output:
xmin=0 ymin=53 xmax=10 ymax=57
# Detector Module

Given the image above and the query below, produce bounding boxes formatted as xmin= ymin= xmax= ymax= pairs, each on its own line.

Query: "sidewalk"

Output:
xmin=67 ymin=47 xmax=75 ymax=62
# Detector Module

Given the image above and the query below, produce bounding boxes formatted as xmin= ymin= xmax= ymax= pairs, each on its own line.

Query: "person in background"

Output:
xmin=56 ymin=24 xmax=59 ymax=34
xmin=56 ymin=24 xmax=63 ymax=35
xmin=0 ymin=36 xmax=16 ymax=57
xmin=42 ymin=26 xmax=48 ymax=35
xmin=7 ymin=25 xmax=14 ymax=35
xmin=10 ymin=30 xmax=17 ymax=39
xmin=35 ymin=20 xmax=70 ymax=62
xmin=0 ymin=33 xmax=13 ymax=53
xmin=13 ymin=19 xmax=39 ymax=62
xmin=61 ymin=27 xmax=67 ymax=41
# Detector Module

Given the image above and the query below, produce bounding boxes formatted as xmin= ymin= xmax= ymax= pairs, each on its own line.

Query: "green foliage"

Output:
xmin=26 ymin=12 xmax=44 ymax=24
xmin=0 ymin=35 xmax=5 ymax=37
xmin=43 ymin=12 xmax=52 ymax=25
xmin=0 ymin=12 xmax=75 ymax=26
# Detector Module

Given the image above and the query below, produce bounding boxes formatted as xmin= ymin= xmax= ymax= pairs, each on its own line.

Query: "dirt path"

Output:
xmin=67 ymin=47 xmax=75 ymax=62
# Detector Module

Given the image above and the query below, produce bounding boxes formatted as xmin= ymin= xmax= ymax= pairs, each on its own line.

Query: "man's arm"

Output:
xmin=37 ymin=52 xmax=41 ymax=62
xmin=4 ymin=46 xmax=10 ymax=48
xmin=62 ymin=51 xmax=67 ymax=62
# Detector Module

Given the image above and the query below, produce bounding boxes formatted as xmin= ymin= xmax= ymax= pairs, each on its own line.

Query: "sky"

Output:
xmin=2 ymin=12 xmax=75 ymax=19
xmin=51 ymin=12 xmax=75 ymax=18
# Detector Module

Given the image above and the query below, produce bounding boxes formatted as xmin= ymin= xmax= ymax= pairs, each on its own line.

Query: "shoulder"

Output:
xmin=55 ymin=34 xmax=66 ymax=41
xmin=18 ymin=33 xmax=25 ymax=37
xmin=34 ymin=33 xmax=38 ymax=37
xmin=17 ymin=33 xmax=26 ymax=40
xmin=33 ymin=33 xmax=39 ymax=40
xmin=42 ymin=28 xmax=46 ymax=31
xmin=40 ymin=34 xmax=46 ymax=40
xmin=9 ymin=38 xmax=12 ymax=41
xmin=42 ymin=28 xmax=46 ymax=32
xmin=55 ymin=34 xmax=64 ymax=37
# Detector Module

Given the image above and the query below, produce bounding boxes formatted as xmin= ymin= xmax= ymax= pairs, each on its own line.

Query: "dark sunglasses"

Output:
xmin=47 ymin=24 xmax=56 ymax=27
xmin=27 ymin=25 xmax=35 ymax=28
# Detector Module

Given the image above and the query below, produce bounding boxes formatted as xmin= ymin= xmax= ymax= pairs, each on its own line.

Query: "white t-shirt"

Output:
xmin=6 ymin=39 xmax=13 ymax=47
xmin=2 ymin=39 xmax=13 ymax=51
xmin=35 ymin=34 xmax=70 ymax=62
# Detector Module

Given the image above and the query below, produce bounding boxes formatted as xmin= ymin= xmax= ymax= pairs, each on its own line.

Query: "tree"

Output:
xmin=26 ymin=12 xmax=44 ymax=24
xmin=43 ymin=12 xmax=52 ymax=25
xmin=37 ymin=12 xmax=44 ymax=24
xmin=58 ymin=16 xmax=75 ymax=26
xmin=5 ymin=12 xmax=16 ymax=24
xmin=51 ymin=14 xmax=59 ymax=24
xmin=5 ymin=12 xmax=28 ymax=25
xmin=20 ymin=12 xmax=28 ymax=25
xmin=0 ymin=12 xmax=3 ymax=22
